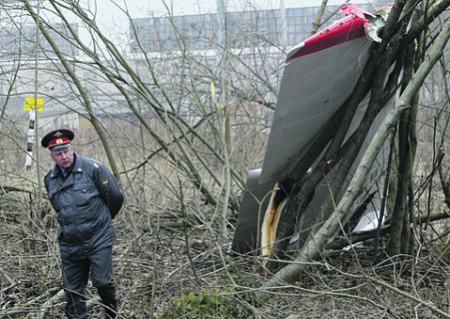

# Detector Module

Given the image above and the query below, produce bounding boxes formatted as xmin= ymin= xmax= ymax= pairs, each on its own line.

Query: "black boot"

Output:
xmin=98 ymin=286 xmax=117 ymax=318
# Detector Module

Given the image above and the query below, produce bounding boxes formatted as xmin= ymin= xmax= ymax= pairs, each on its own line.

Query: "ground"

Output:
xmin=1 ymin=210 xmax=449 ymax=318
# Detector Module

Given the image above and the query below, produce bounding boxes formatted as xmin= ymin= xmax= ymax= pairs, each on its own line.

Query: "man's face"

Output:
xmin=50 ymin=146 xmax=74 ymax=169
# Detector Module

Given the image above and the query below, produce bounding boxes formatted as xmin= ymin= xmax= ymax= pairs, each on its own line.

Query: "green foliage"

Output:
xmin=159 ymin=286 xmax=243 ymax=319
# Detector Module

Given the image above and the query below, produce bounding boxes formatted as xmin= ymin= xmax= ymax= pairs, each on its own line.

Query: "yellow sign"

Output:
xmin=24 ymin=97 xmax=43 ymax=112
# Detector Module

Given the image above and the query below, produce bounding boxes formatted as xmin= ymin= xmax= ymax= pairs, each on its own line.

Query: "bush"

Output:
xmin=160 ymin=287 xmax=242 ymax=319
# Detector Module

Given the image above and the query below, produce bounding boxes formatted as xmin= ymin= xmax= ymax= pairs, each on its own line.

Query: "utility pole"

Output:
xmin=25 ymin=0 xmax=43 ymax=217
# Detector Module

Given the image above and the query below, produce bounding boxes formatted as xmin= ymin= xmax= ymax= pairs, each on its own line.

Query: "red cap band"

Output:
xmin=48 ymin=137 xmax=70 ymax=149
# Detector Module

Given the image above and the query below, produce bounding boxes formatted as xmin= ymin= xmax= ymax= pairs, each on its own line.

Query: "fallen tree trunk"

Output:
xmin=37 ymin=289 xmax=66 ymax=319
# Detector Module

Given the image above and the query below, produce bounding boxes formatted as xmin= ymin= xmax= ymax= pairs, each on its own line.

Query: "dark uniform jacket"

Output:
xmin=44 ymin=153 xmax=124 ymax=259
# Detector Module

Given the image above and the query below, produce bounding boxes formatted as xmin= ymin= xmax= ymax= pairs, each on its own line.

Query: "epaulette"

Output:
xmin=89 ymin=160 xmax=100 ymax=169
xmin=45 ymin=167 xmax=57 ymax=179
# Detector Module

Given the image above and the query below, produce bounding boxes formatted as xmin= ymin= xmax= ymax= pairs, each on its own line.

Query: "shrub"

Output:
xmin=160 ymin=287 xmax=242 ymax=319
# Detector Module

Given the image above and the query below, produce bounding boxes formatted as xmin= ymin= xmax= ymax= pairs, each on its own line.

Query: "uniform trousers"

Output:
xmin=61 ymin=245 xmax=117 ymax=319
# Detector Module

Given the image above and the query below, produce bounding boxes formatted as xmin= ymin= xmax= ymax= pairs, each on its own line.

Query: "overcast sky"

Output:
xmin=36 ymin=0 xmax=379 ymax=35
xmin=85 ymin=0 xmax=375 ymax=41
xmin=42 ymin=0 xmax=377 ymax=53
xmin=100 ymin=0 xmax=373 ymax=18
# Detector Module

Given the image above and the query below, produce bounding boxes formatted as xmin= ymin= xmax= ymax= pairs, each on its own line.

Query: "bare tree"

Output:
xmin=1 ymin=0 xmax=450 ymax=317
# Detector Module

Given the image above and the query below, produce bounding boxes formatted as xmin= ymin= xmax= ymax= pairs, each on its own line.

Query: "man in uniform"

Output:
xmin=41 ymin=128 xmax=124 ymax=319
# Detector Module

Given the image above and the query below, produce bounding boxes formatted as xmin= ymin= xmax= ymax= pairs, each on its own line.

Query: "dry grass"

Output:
xmin=1 ymin=201 xmax=450 ymax=319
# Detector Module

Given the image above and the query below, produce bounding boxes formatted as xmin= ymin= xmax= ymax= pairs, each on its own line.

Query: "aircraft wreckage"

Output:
xmin=231 ymin=4 xmax=396 ymax=259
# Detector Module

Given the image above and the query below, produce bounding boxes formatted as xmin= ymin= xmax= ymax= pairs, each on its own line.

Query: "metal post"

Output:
xmin=25 ymin=110 xmax=35 ymax=170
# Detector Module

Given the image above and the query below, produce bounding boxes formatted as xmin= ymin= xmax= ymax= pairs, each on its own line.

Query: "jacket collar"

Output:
xmin=70 ymin=153 xmax=84 ymax=174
